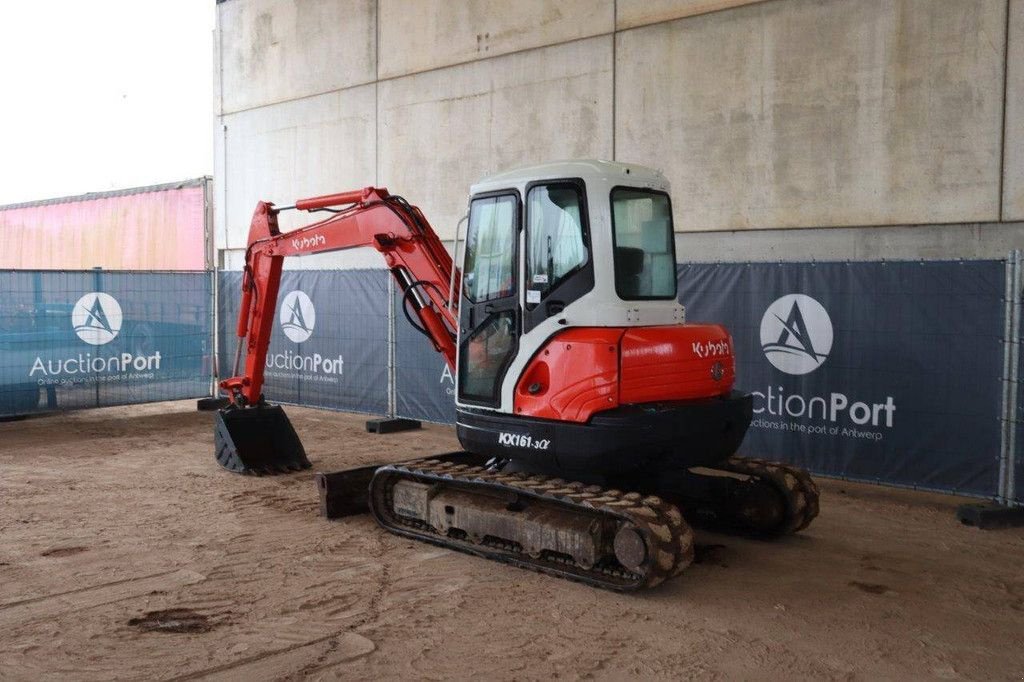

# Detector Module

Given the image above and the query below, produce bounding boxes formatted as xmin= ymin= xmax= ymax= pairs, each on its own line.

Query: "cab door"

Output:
xmin=457 ymin=192 xmax=520 ymax=408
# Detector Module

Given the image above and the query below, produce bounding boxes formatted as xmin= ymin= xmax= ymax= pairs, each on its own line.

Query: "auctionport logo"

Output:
xmin=72 ymin=292 xmax=122 ymax=345
xmin=31 ymin=291 xmax=162 ymax=380
xmin=760 ymin=294 xmax=832 ymax=375
xmin=752 ymin=292 xmax=896 ymax=438
xmin=267 ymin=290 xmax=342 ymax=378
xmin=280 ymin=290 xmax=316 ymax=343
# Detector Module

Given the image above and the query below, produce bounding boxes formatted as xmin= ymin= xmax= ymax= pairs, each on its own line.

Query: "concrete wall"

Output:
xmin=218 ymin=0 xmax=375 ymax=114
xmin=378 ymin=37 xmax=612 ymax=240
xmin=617 ymin=0 xmax=1005 ymax=231
xmin=215 ymin=0 xmax=1021 ymax=268
xmin=377 ymin=0 xmax=613 ymax=79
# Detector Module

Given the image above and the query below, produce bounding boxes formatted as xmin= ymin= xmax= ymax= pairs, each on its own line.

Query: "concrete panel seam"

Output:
xmin=610 ymin=0 xmax=618 ymax=159
xmin=615 ymin=0 xmax=776 ymax=33
xmin=1000 ymin=0 xmax=1012 ymax=222
xmin=678 ymin=217 xmax=1019 ymax=234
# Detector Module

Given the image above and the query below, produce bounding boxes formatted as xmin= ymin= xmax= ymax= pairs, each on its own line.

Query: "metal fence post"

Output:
xmin=1008 ymin=250 xmax=1022 ymax=505
xmin=999 ymin=250 xmax=1022 ymax=506
xmin=210 ymin=267 xmax=218 ymax=397
xmin=387 ymin=274 xmax=396 ymax=418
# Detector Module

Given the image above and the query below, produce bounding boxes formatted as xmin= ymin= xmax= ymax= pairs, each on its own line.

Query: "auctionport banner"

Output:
xmin=393 ymin=287 xmax=457 ymax=425
xmin=678 ymin=261 xmax=1005 ymax=497
xmin=0 ymin=270 xmax=212 ymax=416
xmin=218 ymin=269 xmax=389 ymax=415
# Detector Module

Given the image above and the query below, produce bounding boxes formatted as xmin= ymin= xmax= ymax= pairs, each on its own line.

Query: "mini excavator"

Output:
xmin=214 ymin=160 xmax=818 ymax=591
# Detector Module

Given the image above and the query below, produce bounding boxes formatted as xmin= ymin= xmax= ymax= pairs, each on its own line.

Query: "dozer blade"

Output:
xmin=213 ymin=405 xmax=311 ymax=475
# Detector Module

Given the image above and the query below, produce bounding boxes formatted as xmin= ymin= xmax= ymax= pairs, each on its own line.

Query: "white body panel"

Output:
xmin=456 ymin=160 xmax=687 ymax=415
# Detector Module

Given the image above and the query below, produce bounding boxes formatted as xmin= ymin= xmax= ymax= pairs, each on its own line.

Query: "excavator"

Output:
xmin=214 ymin=160 xmax=819 ymax=591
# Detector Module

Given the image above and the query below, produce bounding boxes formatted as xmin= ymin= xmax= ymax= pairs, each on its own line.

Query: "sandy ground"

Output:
xmin=1 ymin=400 xmax=1023 ymax=681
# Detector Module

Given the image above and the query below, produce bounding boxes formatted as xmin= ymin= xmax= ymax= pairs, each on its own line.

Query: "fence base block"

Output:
xmin=956 ymin=502 xmax=1024 ymax=529
xmin=365 ymin=417 xmax=422 ymax=434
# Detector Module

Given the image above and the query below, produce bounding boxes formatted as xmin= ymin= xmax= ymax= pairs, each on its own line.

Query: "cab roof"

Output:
xmin=470 ymin=159 xmax=668 ymax=196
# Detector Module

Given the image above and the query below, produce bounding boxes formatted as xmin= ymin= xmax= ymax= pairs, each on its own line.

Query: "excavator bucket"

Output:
xmin=213 ymin=405 xmax=311 ymax=475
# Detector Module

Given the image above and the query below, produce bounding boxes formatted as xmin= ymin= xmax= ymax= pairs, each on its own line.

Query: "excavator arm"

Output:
xmin=221 ymin=186 xmax=459 ymax=407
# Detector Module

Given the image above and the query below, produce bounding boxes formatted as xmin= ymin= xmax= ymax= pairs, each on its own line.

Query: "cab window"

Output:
xmin=463 ymin=194 xmax=517 ymax=303
xmin=525 ymin=183 xmax=588 ymax=307
xmin=610 ymin=188 xmax=677 ymax=300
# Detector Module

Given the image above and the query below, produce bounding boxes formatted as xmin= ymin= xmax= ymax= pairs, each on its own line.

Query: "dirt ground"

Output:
xmin=1 ymin=400 xmax=1023 ymax=681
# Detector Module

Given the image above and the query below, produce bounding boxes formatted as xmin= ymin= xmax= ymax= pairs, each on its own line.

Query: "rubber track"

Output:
xmin=718 ymin=457 xmax=820 ymax=535
xmin=369 ymin=458 xmax=696 ymax=591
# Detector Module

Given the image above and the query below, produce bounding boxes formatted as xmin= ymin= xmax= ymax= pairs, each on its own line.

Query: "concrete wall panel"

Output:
xmin=378 ymin=37 xmax=613 ymax=240
xmin=677 ymin=222 xmax=1024 ymax=263
xmin=219 ymin=0 xmax=375 ymax=114
xmin=219 ymin=83 xmax=376 ymax=250
xmin=616 ymin=0 xmax=1006 ymax=231
xmin=1005 ymin=0 xmax=1024 ymax=221
xmin=616 ymin=0 xmax=765 ymax=30
xmin=378 ymin=0 xmax=613 ymax=79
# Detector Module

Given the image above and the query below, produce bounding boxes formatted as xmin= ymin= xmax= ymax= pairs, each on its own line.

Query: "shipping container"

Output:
xmin=0 ymin=177 xmax=212 ymax=271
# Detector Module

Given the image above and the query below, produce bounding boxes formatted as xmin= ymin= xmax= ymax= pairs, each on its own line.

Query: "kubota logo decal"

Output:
xmin=72 ymin=292 xmax=123 ymax=345
xmin=291 ymin=234 xmax=326 ymax=251
xmin=280 ymin=290 xmax=316 ymax=343
xmin=760 ymin=294 xmax=833 ymax=375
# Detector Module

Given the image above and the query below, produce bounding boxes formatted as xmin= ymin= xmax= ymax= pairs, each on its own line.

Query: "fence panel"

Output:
xmin=0 ymin=270 xmax=211 ymax=416
xmin=218 ymin=269 xmax=389 ymax=415
xmin=393 ymin=287 xmax=456 ymax=424
xmin=209 ymin=260 xmax=1011 ymax=500
xmin=1016 ymin=329 xmax=1023 ymax=504
xmin=677 ymin=261 xmax=1005 ymax=497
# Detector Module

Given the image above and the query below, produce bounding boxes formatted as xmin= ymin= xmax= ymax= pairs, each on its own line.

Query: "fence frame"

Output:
xmin=1001 ymin=250 xmax=1022 ymax=506
xmin=8 ymin=255 xmax=1019 ymax=505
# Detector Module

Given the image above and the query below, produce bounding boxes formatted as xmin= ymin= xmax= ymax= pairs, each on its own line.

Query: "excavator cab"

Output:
xmin=451 ymin=162 xmax=748 ymax=478
xmin=454 ymin=165 xmax=680 ymax=415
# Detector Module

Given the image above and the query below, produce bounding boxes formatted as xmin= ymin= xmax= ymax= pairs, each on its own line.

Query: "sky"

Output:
xmin=0 ymin=1 xmax=215 ymax=205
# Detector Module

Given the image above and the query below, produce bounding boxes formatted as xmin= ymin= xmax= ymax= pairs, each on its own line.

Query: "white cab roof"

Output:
xmin=470 ymin=159 xmax=669 ymax=196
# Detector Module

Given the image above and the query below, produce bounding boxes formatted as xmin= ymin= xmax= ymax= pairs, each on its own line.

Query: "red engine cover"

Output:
xmin=619 ymin=325 xmax=735 ymax=404
xmin=513 ymin=328 xmax=622 ymax=422
xmin=514 ymin=325 xmax=735 ymax=423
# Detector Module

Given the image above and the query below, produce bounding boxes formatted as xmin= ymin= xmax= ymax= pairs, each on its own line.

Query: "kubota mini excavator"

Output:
xmin=214 ymin=160 xmax=818 ymax=591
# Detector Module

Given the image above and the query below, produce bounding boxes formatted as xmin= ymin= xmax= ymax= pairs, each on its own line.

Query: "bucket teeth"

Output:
xmin=213 ymin=405 xmax=311 ymax=476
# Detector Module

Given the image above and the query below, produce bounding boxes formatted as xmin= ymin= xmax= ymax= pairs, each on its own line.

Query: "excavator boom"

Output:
xmin=214 ymin=187 xmax=461 ymax=475
xmin=222 ymin=187 xmax=458 ymax=407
